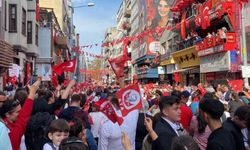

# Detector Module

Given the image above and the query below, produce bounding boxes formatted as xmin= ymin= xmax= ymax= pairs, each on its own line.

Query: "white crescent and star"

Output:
xmin=66 ymin=62 xmax=74 ymax=68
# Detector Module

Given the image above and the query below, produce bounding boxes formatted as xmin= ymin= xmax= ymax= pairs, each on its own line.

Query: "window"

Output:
xmin=9 ymin=4 xmax=17 ymax=32
xmin=35 ymin=24 xmax=38 ymax=46
xmin=4 ymin=1 xmax=7 ymax=30
xmin=22 ymin=8 xmax=26 ymax=36
xmin=27 ymin=21 xmax=32 ymax=44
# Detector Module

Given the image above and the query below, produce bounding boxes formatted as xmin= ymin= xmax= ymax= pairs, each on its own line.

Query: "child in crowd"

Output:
xmin=43 ymin=119 xmax=70 ymax=150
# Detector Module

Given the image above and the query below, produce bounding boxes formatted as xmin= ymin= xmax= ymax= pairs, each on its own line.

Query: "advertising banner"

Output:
xmin=145 ymin=0 xmax=169 ymax=55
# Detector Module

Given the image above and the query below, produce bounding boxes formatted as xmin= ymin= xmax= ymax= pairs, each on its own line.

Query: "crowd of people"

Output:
xmin=1 ymin=77 xmax=250 ymax=150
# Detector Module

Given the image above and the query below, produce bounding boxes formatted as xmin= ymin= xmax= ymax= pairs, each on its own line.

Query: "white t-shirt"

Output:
xmin=89 ymin=112 xmax=106 ymax=138
xmin=98 ymin=110 xmax=139 ymax=150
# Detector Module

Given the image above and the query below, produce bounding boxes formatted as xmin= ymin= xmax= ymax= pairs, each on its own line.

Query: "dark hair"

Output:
xmin=171 ymin=90 xmax=182 ymax=100
xmin=59 ymin=137 xmax=88 ymax=150
xmin=159 ymin=96 xmax=180 ymax=112
xmin=0 ymin=99 xmax=20 ymax=118
xmin=79 ymin=93 xmax=86 ymax=107
xmin=171 ymin=135 xmax=200 ymax=150
xmin=44 ymin=90 xmax=54 ymax=102
xmin=197 ymin=114 xmax=208 ymax=134
xmin=199 ymin=99 xmax=224 ymax=119
xmin=71 ymin=94 xmax=81 ymax=103
xmin=234 ymin=105 xmax=250 ymax=120
xmin=48 ymin=119 xmax=70 ymax=133
xmin=69 ymin=117 xmax=83 ymax=137
xmin=155 ymin=90 xmax=163 ymax=97
xmin=151 ymin=0 xmax=169 ymax=29
xmin=14 ymin=89 xmax=28 ymax=106
xmin=202 ymin=92 xmax=216 ymax=100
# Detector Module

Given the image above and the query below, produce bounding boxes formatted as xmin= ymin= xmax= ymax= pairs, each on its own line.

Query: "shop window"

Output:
xmin=9 ymin=4 xmax=17 ymax=32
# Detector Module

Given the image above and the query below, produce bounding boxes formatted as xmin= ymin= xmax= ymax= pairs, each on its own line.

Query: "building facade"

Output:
xmin=0 ymin=0 xmax=40 ymax=89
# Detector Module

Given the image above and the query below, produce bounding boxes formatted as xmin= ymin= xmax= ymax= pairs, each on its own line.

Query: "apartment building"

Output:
xmin=0 ymin=0 xmax=39 ymax=87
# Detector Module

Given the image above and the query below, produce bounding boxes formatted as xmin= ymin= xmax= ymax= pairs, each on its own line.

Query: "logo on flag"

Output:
xmin=116 ymin=84 xmax=143 ymax=116
xmin=122 ymin=89 xmax=141 ymax=110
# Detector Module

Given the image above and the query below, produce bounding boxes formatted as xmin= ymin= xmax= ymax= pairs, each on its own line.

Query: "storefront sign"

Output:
xmin=200 ymin=52 xmax=230 ymax=73
xmin=198 ymin=44 xmax=224 ymax=57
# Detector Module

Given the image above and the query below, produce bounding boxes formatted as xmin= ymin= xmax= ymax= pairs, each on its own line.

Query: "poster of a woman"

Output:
xmin=145 ymin=0 xmax=169 ymax=55
xmin=149 ymin=0 xmax=170 ymax=29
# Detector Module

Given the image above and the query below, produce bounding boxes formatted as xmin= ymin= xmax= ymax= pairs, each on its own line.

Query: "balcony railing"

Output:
xmin=196 ymin=32 xmax=236 ymax=52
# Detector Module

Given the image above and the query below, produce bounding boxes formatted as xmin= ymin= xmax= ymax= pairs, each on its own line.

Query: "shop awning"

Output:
xmin=174 ymin=67 xmax=200 ymax=73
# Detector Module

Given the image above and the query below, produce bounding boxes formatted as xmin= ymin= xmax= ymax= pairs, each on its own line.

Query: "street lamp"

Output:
xmin=73 ymin=2 xmax=95 ymax=8
xmin=71 ymin=3 xmax=95 ymax=82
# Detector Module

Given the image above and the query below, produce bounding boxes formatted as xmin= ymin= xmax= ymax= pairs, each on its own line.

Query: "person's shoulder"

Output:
xmin=43 ymin=143 xmax=54 ymax=150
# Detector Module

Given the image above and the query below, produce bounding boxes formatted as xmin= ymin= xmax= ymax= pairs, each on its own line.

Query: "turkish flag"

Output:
xmin=52 ymin=59 xmax=76 ymax=76
xmin=116 ymin=84 xmax=143 ymax=117
xmin=95 ymin=99 xmax=124 ymax=125
xmin=227 ymin=79 xmax=243 ymax=93
xmin=108 ymin=56 xmax=126 ymax=78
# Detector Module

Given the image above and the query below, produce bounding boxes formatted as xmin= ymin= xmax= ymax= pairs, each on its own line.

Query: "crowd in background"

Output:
xmin=1 ymin=78 xmax=250 ymax=150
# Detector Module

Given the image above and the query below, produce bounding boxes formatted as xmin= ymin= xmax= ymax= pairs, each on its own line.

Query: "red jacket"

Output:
xmin=4 ymin=98 xmax=33 ymax=150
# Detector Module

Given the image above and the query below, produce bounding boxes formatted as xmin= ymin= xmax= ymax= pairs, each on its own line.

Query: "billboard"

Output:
xmin=146 ymin=0 xmax=169 ymax=54
xmin=131 ymin=0 xmax=169 ymax=61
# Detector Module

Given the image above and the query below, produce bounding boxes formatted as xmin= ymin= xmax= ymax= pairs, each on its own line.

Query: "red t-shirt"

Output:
xmin=180 ymin=104 xmax=193 ymax=132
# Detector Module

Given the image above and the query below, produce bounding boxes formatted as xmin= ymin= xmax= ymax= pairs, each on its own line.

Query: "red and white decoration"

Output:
xmin=52 ymin=59 xmax=77 ymax=76
xmin=95 ymin=99 xmax=124 ymax=125
xmin=116 ymin=84 xmax=143 ymax=117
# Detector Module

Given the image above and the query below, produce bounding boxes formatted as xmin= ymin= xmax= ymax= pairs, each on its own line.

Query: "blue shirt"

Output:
xmin=0 ymin=121 xmax=12 ymax=150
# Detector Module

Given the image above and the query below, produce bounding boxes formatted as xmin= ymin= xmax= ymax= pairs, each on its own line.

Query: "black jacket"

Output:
xmin=223 ymin=118 xmax=245 ymax=150
xmin=152 ymin=118 xmax=178 ymax=150
xmin=207 ymin=127 xmax=237 ymax=150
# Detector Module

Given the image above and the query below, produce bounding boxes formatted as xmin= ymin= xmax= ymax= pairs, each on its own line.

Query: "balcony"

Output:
xmin=0 ymin=40 xmax=14 ymax=68
xmin=196 ymin=32 xmax=237 ymax=56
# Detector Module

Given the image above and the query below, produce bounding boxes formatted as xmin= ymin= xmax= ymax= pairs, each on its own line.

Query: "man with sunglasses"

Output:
xmin=0 ymin=78 xmax=41 ymax=150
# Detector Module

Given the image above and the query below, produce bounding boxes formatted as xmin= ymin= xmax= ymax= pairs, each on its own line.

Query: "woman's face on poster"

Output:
xmin=158 ymin=0 xmax=169 ymax=17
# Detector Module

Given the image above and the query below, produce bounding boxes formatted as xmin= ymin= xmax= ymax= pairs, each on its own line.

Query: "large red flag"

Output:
xmin=227 ymin=79 xmax=243 ymax=93
xmin=52 ymin=59 xmax=76 ymax=76
xmin=116 ymin=84 xmax=143 ymax=117
xmin=108 ymin=56 xmax=126 ymax=78
xmin=95 ymin=99 xmax=124 ymax=125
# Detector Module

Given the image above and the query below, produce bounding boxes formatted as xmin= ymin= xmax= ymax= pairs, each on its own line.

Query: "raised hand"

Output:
xmin=28 ymin=76 xmax=42 ymax=100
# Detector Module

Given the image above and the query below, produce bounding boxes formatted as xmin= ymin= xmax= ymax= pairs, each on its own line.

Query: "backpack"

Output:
xmin=25 ymin=112 xmax=55 ymax=150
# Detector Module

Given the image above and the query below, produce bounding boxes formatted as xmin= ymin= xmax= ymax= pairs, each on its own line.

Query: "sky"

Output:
xmin=72 ymin=0 xmax=122 ymax=56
